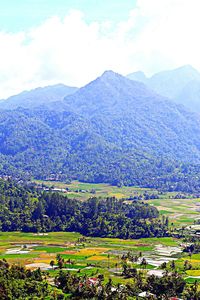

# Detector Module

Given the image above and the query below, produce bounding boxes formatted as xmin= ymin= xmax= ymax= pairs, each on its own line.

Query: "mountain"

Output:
xmin=175 ymin=79 xmax=200 ymax=111
xmin=1 ymin=71 xmax=200 ymax=191
xmin=149 ymin=65 xmax=200 ymax=99
xmin=126 ymin=71 xmax=147 ymax=83
xmin=62 ymin=71 xmax=200 ymax=162
xmin=0 ymin=84 xmax=78 ymax=110
xmin=127 ymin=65 xmax=200 ymax=112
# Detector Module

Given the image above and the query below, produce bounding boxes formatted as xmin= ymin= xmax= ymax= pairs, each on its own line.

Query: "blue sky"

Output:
xmin=0 ymin=0 xmax=136 ymax=32
xmin=0 ymin=0 xmax=199 ymax=98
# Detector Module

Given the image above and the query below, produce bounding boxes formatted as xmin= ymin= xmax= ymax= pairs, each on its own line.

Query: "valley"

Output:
xmin=1 ymin=0 xmax=200 ymax=298
xmin=0 ymin=180 xmax=200 ymax=298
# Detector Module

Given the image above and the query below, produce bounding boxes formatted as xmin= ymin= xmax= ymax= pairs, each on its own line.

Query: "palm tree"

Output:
xmin=140 ymin=257 xmax=147 ymax=270
xmin=107 ymin=254 xmax=110 ymax=269
xmin=50 ymin=260 xmax=55 ymax=269
xmin=170 ymin=260 xmax=176 ymax=270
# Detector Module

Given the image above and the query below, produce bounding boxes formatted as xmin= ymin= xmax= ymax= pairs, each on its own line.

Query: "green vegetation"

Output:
xmin=2 ymin=72 xmax=200 ymax=192
xmin=0 ymin=232 xmax=200 ymax=299
xmin=0 ymin=259 xmax=65 ymax=299
xmin=0 ymin=179 xmax=200 ymax=298
xmin=0 ymin=179 xmax=169 ymax=239
xmin=34 ymin=180 xmax=200 ymax=227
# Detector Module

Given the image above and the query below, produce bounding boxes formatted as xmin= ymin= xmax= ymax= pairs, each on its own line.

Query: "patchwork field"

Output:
xmin=34 ymin=180 xmax=158 ymax=200
xmin=1 ymin=232 xmax=200 ymax=285
xmin=147 ymin=198 xmax=200 ymax=226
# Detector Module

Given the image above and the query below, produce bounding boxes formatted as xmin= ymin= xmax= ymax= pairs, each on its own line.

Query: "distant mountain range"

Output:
xmin=1 ymin=69 xmax=200 ymax=191
xmin=0 ymin=84 xmax=78 ymax=109
xmin=127 ymin=65 xmax=200 ymax=113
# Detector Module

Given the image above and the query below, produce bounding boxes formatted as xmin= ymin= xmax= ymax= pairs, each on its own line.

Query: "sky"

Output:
xmin=0 ymin=0 xmax=200 ymax=98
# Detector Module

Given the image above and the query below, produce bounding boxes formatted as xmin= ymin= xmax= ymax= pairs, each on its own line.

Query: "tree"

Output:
xmin=50 ymin=260 xmax=55 ymax=269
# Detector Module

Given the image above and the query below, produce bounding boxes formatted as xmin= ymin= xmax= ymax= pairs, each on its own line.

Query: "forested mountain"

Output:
xmin=1 ymin=71 xmax=200 ymax=190
xmin=0 ymin=84 xmax=77 ymax=109
xmin=127 ymin=65 xmax=200 ymax=112
xmin=62 ymin=70 xmax=200 ymax=163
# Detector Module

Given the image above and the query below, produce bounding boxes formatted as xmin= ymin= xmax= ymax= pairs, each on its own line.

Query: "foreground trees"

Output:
xmin=0 ymin=258 xmax=199 ymax=299
xmin=0 ymin=260 xmax=50 ymax=299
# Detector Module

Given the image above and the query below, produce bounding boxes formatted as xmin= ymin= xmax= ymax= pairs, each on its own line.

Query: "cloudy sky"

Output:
xmin=0 ymin=0 xmax=200 ymax=98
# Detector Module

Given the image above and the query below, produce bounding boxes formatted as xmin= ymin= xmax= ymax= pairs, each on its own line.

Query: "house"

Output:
xmin=79 ymin=277 xmax=99 ymax=290
xmin=138 ymin=291 xmax=156 ymax=299
xmin=88 ymin=277 xmax=99 ymax=286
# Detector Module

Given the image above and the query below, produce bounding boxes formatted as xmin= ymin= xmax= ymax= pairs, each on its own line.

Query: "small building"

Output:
xmin=138 ymin=291 xmax=156 ymax=299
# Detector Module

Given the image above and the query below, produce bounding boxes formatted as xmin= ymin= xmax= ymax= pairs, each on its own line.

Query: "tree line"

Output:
xmin=0 ymin=179 xmax=169 ymax=238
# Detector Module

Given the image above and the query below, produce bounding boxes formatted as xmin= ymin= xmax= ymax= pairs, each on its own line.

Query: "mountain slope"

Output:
xmin=63 ymin=71 xmax=200 ymax=162
xmin=0 ymin=84 xmax=78 ymax=110
xmin=1 ymin=71 xmax=200 ymax=190
xmin=127 ymin=65 xmax=200 ymax=112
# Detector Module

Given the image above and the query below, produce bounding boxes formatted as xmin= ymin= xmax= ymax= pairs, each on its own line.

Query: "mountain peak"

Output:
xmin=176 ymin=64 xmax=197 ymax=72
xmin=100 ymin=70 xmax=123 ymax=80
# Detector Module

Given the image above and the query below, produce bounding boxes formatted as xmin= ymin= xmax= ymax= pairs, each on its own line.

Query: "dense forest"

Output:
xmin=1 ymin=72 xmax=200 ymax=192
xmin=0 ymin=179 xmax=168 ymax=238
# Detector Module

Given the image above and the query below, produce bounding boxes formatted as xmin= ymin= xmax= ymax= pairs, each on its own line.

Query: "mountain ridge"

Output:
xmin=0 ymin=70 xmax=200 ymax=191
xmin=0 ymin=84 xmax=78 ymax=110
xmin=127 ymin=65 xmax=200 ymax=112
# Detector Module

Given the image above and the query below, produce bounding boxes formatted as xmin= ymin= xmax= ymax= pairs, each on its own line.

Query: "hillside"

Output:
xmin=127 ymin=65 xmax=200 ymax=112
xmin=63 ymin=71 xmax=200 ymax=162
xmin=1 ymin=71 xmax=200 ymax=190
xmin=0 ymin=84 xmax=78 ymax=110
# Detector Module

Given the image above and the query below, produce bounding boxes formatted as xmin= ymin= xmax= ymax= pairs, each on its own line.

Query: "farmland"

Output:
xmin=34 ymin=180 xmax=158 ymax=200
xmin=35 ymin=180 xmax=200 ymax=226
xmin=0 ymin=230 xmax=200 ymax=288
xmin=1 ymin=232 xmax=200 ymax=285
xmin=1 ymin=180 xmax=200 ymax=298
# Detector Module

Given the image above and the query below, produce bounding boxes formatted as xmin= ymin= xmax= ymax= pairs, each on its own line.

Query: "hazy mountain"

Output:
xmin=1 ymin=71 xmax=200 ymax=189
xmin=127 ymin=65 xmax=200 ymax=112
xmin=0 ymin=84 xmax=78 ymax=110
xmin=175 ymin=79 xmax=200 ymax=112
xmin=149 ymin=65 xmax=200 ymax=99
xmin=126 ymin=71 xmax=147 ymax=83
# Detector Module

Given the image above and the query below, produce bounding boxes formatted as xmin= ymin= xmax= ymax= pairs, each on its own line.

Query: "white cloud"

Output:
xmin=1 ymin=1 xmax=200 ymax=98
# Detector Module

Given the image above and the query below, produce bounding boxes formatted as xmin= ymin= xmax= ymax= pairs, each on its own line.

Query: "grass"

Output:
xmin=185 ymin=277 xmax=200 ymax=283
xmin=33 ymin=246 xmax=68 ymax=253
xmin=186 ymin=270 xmax=200 ymax=276
xmin=0 ymin=231 xmax=81 ymax=244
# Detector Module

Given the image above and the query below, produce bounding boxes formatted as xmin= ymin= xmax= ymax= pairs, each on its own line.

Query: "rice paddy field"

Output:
xmin=0 ymin=231 xmax=200 ymax=285
xmin=34 ymin=180 xmax=158 ymax=200
xmin=1 ymin=181 xmax=200 ymax=286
